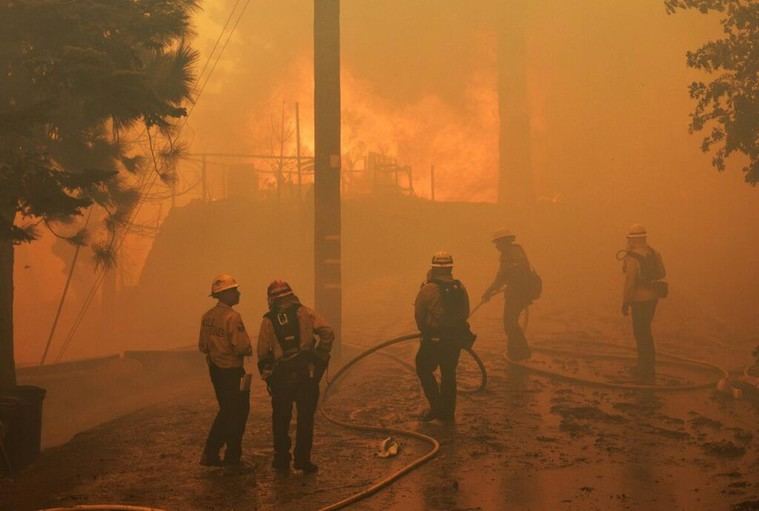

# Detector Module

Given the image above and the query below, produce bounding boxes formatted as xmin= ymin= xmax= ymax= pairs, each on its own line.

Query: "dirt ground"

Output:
xmin=2 ymin=323 xmax=759 ymax=511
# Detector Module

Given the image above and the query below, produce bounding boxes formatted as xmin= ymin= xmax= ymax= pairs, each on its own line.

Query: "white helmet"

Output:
xmin=492 ymin=228 xmax=516 ymax=243
xmin=626 ymin=224 xmax=648 ymax=239
xmin=210 ymin=273 xmax=239 ymax=296
xmin=431 ymin=251 xmax=454 ymax=268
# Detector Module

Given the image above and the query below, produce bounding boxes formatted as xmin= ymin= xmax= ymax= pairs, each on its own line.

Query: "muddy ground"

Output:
xmin=2 ymin=319 xmax=759 ymax=511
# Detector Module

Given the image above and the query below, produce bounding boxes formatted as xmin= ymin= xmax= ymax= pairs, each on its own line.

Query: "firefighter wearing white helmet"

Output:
xmin=198 ymin=273 xmax=252 ymax=467
xmin=482 ymin=229 xmax=538 ymax=361
xmin=621 ymin=224 xmax=667 ymax=383
xmin=414 ymin=251 xmax=475 ymax=421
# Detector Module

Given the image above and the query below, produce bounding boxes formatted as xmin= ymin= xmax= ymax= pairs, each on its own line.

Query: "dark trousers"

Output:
xmin=631 ymin=300 xmax=658 ymax=377
xmin=415 ymin=340 xmax=461 ymax=418
xmin=204 ymin=364 xmax=250 ymax=462
xmin=504 ymin=295 xmax=531 ymax=360
xmin=270 ymin=364 xmax=320 ymax=465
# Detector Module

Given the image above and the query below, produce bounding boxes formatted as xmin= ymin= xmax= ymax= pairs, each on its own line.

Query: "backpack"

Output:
xmin=432 ymin=279 xmax=469 ymax=322
xmin=265 ymin=303 xmax=302 ymax=358
xmin=626 ymin=250 xmax=665 ymax=282
xmin=430 ymin=279 xmax=477 ymax=349
xmin=526 ymin=268 xmax=542 ymax=301
xmin=626 ymin=250 xmax=668 ymax=298
xmin=506 ymin=244 xmax=541 ymax=302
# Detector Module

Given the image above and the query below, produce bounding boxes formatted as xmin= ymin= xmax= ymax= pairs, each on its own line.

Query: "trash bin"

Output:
xmin=0 ymin=395 xmax=21 ymax=473
xmin=0 ymin=385 xmax=46 ymax=472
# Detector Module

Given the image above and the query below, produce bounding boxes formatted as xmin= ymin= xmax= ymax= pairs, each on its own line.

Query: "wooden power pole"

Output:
xmin=314 ymin=0 xmax=342 ymax=355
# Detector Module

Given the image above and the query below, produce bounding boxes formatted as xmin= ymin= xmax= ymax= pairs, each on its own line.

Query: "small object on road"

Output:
xmin=716 ymin=377 xmax=746 ymax=399
xmin=717 ymin=378 xmax=731 ymax=393
xmin=377 ymin=436 xmax=400 ymax=458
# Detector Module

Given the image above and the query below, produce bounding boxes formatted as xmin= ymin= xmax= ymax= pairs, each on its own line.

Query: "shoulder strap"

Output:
xmin=430 ymin=278 xmax=466 ymax=294
xmin=265 ymin=303 xmax=302 ymax=355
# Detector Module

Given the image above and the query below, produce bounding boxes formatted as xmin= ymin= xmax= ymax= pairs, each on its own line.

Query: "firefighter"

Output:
xmin=199 ymin=274 xmax=252 ymax=467
xmin=256 ymin=280 xmax=333 ymax=474
xmin=415 ymin=251 xmax=473 ymax=422
xmin=482 ymin=229 xmax=534 ymax=361
xmin=621 ymin=224 xmax=667 ymax=383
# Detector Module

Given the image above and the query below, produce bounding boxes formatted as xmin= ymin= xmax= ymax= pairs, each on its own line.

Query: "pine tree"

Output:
xmin=0 ymin=0 xmax=199 ymax=389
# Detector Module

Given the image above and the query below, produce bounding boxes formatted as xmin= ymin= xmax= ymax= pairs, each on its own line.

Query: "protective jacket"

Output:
xmin=256 ymin=296 xmax=334 ymax=380
xmin=415 ymin=273 xmax=470 ymax=339
xmin=623 ymin=245 xmax=666 ymax=304
xmin=198 ymin=302 xmax=252 ymax=368
xmin=484 ymin=243 xmax=531 ymax=299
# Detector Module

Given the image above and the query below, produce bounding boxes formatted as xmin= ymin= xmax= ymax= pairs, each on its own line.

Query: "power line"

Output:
xmin=53 ymin=0 xmax=252 ymax=362
xmin=181 ymin=0 xmax=252 ymax=129
xmin=192 ymin=0 xmax=244 ymax=98
xmin=40 ymin=210 xmax=92 ymax=365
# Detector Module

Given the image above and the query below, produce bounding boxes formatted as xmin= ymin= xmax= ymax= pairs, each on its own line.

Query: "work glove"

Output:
xmin=311 ymin=352 xmax=329 ymax=382
xmin=264 ymin=376 xmax=273 ymax=396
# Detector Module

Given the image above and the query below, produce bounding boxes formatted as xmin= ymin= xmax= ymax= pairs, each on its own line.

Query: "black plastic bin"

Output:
xmin=0 ymin=385 xmax=46 ymax=473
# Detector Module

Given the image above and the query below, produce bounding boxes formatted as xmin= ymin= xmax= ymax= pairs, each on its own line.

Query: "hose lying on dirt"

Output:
xmin=473 ymin=296 xmax=725 ymax=391
xmin=501 ymin=340 xmax=728 ymax=391
xmin=40 ymin=505 xmax=165 ymax=511
xmin=317 ymin=333 xmax=487 ymax=511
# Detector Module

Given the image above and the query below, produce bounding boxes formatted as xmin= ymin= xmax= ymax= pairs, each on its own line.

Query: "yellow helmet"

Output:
xmin=431 ymin=251 xmax=454 ymax=268
xmin=492 ymin=228 xmax=516 ymax=242
xmin=210 ymin=273 xmax=239 ymax=296
xmin=626 ymin=224 xmax=648 ymax=239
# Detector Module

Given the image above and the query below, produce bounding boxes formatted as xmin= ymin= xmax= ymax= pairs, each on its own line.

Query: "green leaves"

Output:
xmin=668 ymin=0 xmax=759 ymax=184
xmin=0 ymin=0 xmax=198 ymax=245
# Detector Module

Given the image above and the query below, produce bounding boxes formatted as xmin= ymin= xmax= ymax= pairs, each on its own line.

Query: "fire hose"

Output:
xmin=500 ymin=341 xmax=728 ymax=391
xmin=37 ymin=299 xmax=729 ymax=511
xmin=316 ymin=333 xmax=487 ymax=511
xmin=315 ymin=300 xmax=729 ymax=510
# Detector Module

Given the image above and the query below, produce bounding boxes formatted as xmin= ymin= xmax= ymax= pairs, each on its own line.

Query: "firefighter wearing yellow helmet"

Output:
xmin=482 ymin=229 xmax=539 ymax=361
xmin=621 ymin=224 xmax=667 ymax=383
xmin=198 ymin=273 xmax=252 ymax=467
xmin=414 ymin=251 xmax=475 ymax=422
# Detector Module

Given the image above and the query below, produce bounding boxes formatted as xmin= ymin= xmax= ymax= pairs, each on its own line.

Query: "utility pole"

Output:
xmin=314 ymin=0 xmax=342 ymax=356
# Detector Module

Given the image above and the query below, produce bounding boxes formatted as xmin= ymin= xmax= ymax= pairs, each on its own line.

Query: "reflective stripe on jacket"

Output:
xmin=256 ymin=298 xmax=334 ymax=380
xmin=198 ymin=302 xmax=252 ymax=368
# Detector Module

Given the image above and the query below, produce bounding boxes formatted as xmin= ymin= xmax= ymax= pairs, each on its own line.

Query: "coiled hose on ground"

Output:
xmin=316 ymin=333 xmax=487 ymax=511
xmin=501 ymin=340 xmax=728 ymax=391
xmin=39 ymin=305 xmax=730 ymax=511
xmin=316 ymin=325 xmax=729 ymax=510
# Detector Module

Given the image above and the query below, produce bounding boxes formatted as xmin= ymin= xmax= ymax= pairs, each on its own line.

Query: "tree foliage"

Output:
xmin=0 ymin=0 xmax=199 ymax=251
xmin=666 ymin=0 xmax=759 ymax=184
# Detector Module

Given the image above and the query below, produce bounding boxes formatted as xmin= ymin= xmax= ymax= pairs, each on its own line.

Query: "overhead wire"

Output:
xmin=179 ymin=0 xmax=252 ymax=132
xmin=52 ymin=0 xmax=251 ymax=361
xmin=39 ymin=209 xmax=93 ymax=365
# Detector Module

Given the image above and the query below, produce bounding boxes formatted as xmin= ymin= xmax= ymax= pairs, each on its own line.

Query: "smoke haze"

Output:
xmin=12 ymin=0 xmax=758 ymax=365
